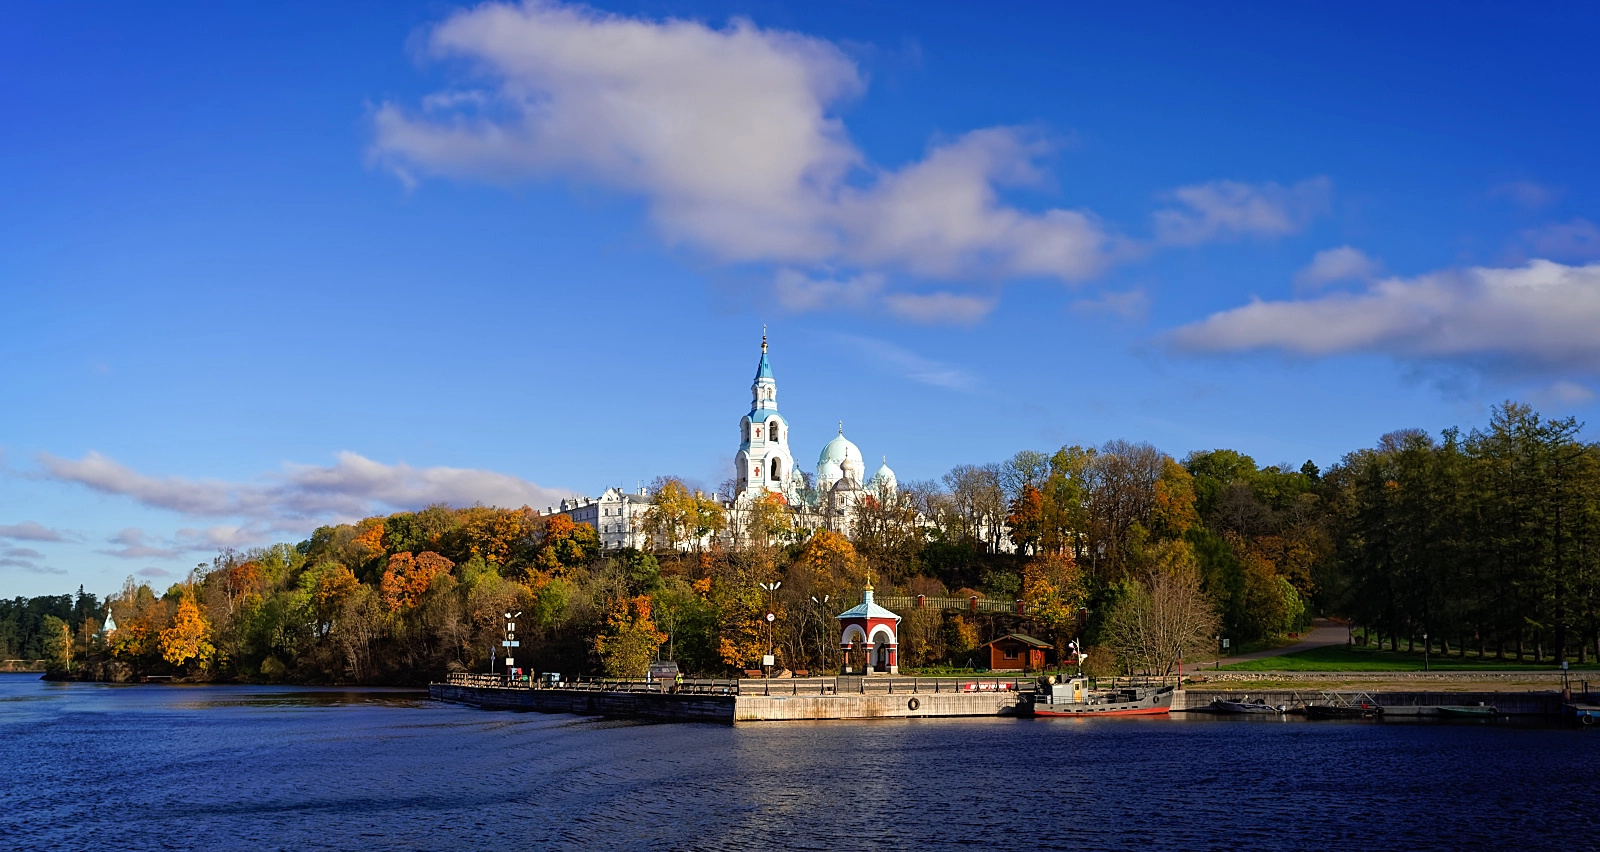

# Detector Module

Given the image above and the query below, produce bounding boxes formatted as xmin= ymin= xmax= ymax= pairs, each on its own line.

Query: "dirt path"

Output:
xmin=1202 ymin=619 xmax=1348 ymax=667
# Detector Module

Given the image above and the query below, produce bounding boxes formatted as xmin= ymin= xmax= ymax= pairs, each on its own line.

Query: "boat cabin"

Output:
xmin=981 ymin=634 xmax=1050 ymax=671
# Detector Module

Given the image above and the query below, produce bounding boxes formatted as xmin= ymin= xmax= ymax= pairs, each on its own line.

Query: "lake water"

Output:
xmin=3 ymin=673 xmax=1595 ymax=850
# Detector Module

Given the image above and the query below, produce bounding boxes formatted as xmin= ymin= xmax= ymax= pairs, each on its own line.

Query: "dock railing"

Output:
xmin=443 ymin=671 xmax=1041 ymax=697
xmin=738 ymin=676 xmax=1028 ymax=696
xmin=443 ymin=671 xmax=739 ymax=694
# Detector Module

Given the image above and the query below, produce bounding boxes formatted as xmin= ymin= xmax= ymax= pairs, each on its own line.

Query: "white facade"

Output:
xmin=557 ymin=334 xmax=909 ymax=549
xmin=549 ymin=486 xmax=653 ymax=551
xmin=734 ymin=332 xmax=805 ymax=501
xmin=730 ymin=335 xmax=899 ymax=539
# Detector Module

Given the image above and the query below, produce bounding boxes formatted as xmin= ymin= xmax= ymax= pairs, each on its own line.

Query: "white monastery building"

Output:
xmin=555 ymin=333 xmax=900 ymax=547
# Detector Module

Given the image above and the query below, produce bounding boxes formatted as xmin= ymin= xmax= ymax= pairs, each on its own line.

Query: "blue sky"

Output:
xmin=5 ymin=1 xmax=1600 ymax=596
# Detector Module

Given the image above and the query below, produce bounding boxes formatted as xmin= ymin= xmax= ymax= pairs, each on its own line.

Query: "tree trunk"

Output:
xmin=1495 ymin=639 xmax=1504 ymax=660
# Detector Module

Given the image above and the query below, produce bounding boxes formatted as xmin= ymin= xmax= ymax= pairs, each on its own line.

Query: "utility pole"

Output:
xmin=760 ymin=581 xmax=781 ymax=676
xmin=503 ymin=611 xmax=522 ymax=684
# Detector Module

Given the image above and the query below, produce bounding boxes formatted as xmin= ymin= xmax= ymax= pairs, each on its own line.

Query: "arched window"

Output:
xmin=771 ymin=458 xmax=782 ymax=480
xmin=742 ymin=420 xmax=749 ymax=441
xmin=770 ymin=422 xmax=780 ymax=443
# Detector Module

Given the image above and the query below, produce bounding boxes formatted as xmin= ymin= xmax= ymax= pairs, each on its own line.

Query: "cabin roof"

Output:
xmin=981 ymin=633 xmax=1051 ymax=649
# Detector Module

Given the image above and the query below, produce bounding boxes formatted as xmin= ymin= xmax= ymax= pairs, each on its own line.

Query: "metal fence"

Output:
xmin=738 ymin=675 xmax=1029 ymax=696
xmin=875 ymin=595 xmax=1036 ymax=616
xmin=443 ymin=671 xmax=739 ymax=695
xmin=443 ymin=671 xmax=1041 ymax=696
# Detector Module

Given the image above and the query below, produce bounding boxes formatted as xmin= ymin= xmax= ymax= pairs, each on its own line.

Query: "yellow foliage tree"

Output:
xmin=1022 ymin=551 xmax=1088 ymax=640
xmin=794 ymin=530 xmax=863 ymax=595
xmin=594 ymin=595 xmax=667 ymax=678
xmin=159 ymin=593 xmax=214 ymax=668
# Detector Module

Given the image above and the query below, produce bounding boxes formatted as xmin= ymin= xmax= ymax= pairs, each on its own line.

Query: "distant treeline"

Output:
xmin=0 ymin=589 xmax=101 ymax=664
xmin=20 ymin=400 xmax=1600 ymax=683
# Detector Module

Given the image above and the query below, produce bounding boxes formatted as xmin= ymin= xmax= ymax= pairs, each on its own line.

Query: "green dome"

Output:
xmin=818 ymin=432 xmax=862 ymax=467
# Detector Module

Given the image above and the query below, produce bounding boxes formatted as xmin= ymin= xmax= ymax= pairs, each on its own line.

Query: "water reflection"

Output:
xmin=3 ymin=673 xmax=1595 ymax=850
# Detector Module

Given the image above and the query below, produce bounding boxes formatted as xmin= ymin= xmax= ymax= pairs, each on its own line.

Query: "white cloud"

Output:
xmin=38 ymin=451 xmax=575 ymax=532
xmin=1070 ymin=289 xmax=1150 ymax=321
xmin=1534 ymin=380 xmax=1596 ymax=406
xmin=1169 ymin=259 xmax=1600 ymax=375
xmin=174 ymin=525 xmax=270 ymax=551
xmin=881 ymin=291 xmax=996 ymax=325
xmin=1294 ymin=246 xmax=1382 ymax=292
xmin=0 ymin=520 xmax=67 ymax=542
xmin=831 ymin=334 xmax=979 ymax=391
xmin=138 ymin=567 xmax=175 ymax=579
xmin=1152 ymin=178 xmax=1331 ymax=246
xmin=772 ymin=269 xmax=883 ymax=313
xmin=0 ymin=559 xmax=66 ymax=575
xmin=1490 ymin=180 xmax=1561 ymax=210
xmin=2 ymin=547 xmax=45 ymax=560
xmin=371 ymin=1 xmax=1112 ymax=290
xmin=1520 ymin=219 xmax=1600 ymax=261
xmin=97 ymin=528 xmax=181 ymax=561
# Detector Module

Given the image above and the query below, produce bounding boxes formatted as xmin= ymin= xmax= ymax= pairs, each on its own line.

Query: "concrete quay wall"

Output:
xmin=430 ymin=683 xmax=736 ymax=723
xmin=735 ymin=691 xmax=1020 ymax=722
xmin=430 ymin=683 xmax=1020 ymax=723
xmin=1173 ymin=689 xmax=1563 ymax=716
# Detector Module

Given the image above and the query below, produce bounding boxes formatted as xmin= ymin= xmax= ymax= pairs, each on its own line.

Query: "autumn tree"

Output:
xmin=380 ymin=551 xmax=455 ymax=612
xmin=1102 ymin=561 xmax=1219 ymax=676
xmin=1006 ymin=485 xmax=1046 ymax=555
xmin=1022 ymin=552 xmax=1088 ymax=654
xmin=594 ymin=595 xmax=666 ymax=678
xmin=534 ymin=513 xmax=601 ymax=573
xmin=159 ymin=591 xmax=215 ymax=669
xmin=643 ymin=478 xmax=727 ymax=551
xmin=742 ymin=491 xmax=793 ymax=549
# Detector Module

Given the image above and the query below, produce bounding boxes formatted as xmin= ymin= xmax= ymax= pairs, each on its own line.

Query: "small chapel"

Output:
xmin=836 ymin=583 xmax=901 ymax=675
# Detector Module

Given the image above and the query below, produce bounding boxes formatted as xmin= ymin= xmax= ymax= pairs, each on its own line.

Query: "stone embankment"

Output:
xmin=431 ymin=674 xmax=1026 ymax=723
xmin=1172 ymin=689 xmax=1563 ymax=716
xmin=1194 ymin=671 xmax=1568 ymax=684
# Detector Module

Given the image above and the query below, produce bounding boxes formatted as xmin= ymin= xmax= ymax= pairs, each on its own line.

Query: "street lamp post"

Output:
xmin=1423 ymin=631 xmax=1429 ymax=672
xmin=503 ymin=611 xmax=522 ymax=684
xmin=759 ymin=581 xmax=782 ymax=676
xmin=810 ymin=595 xmax=829 ymax=671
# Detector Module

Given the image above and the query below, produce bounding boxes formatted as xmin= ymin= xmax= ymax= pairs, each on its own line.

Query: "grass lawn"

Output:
xmin=1218 ymin=644 xmax=1600 ymax=672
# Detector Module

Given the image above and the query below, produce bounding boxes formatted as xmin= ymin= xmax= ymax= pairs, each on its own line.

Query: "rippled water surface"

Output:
xmin=3 ymin=673 xmax=1596 ymax=850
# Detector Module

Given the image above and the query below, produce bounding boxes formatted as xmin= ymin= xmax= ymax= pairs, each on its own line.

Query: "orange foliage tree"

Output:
xmin=535 ymin=513 xmax=601 ymax=572
xmin=380 ymin=551 xmax=455 ymax=612
xmin=1006 ymin=484 xmax=1046 ymax=554
xmin=159 ymin=592 xmax=214 ymax=668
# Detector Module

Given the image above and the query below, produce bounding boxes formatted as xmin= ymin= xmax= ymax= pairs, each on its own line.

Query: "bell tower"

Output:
xmin=735 ymin=328 xmax=795 ymax=498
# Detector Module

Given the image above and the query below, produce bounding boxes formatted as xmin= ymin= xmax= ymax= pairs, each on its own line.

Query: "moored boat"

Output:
xmin=1027 ymin=676 xmax=1173 ymax=717
xmin=1210 ymin=696 xmax=1283 ymax=714
xmin=1305 ymin=702 xmax=1383 ymax=719
xmin=1436 ymin=704 xmax=1497 ymax=718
